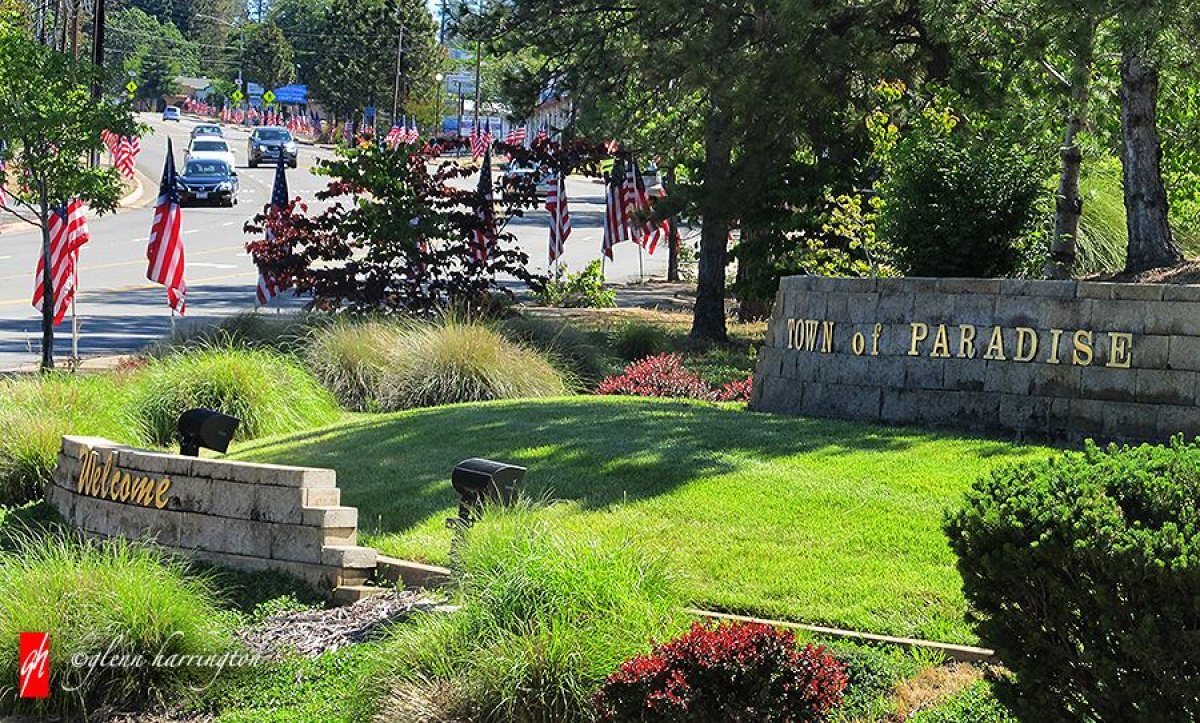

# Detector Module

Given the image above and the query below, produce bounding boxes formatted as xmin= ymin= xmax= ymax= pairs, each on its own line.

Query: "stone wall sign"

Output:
xmin=750 ymin=276 xmax=1200 ymax=443
xmin=48 ymin=436 xmax=379 ymax=597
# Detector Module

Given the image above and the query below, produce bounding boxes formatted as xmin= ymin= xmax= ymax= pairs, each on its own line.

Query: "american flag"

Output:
xmin=534 ymin=124 xmax=549 ymax=144
xmin=546 ymin=172 xmax=570 ymax=263
xmin=32 ymin=200 xmax=90 ymax=325
xmin=602 ymin=159 xmax=627 ymax=260
xmin=146 ymin=139 xmax=187 ymax=314
xmin=471 ymin=120 xmax=493 ymax=159
xmin=470 ymin=145 xmax=495 ymax=264
xmin=385 ymin=124 xmax=405 ymax=148
xmin=622 ymin=156 xmax=667 ymax=254
xmin=505 ymin=125 xmax=528 ymax=145
xmin=604 ymin=139 xmax=620 ymax=154
xmin=257 ymin=154 xmax=291 ymax=305
xmin=115 ymin=136 xmax=140 ymax=179
xmin=406 ymin=120 xmax=419 ymax=144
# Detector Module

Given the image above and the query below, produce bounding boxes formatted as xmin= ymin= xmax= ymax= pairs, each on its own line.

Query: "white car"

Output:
xmin=185 ymin=138 xmax=236 ymax=169
xmin=190 ymin=123 xmax=224 ymax=140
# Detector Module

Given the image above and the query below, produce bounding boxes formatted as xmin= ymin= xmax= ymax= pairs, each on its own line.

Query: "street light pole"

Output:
xmin=391 ymin=25 xmax=405 ymax=125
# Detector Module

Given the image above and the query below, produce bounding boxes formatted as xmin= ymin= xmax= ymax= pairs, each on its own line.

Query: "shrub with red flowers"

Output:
xmin=597 ymin=353 xmax=754 ymax=403
xmin=594 ymin=621 xmax=848 ymax=723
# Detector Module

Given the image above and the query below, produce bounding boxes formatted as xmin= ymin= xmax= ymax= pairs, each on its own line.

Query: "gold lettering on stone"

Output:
xmin=821 ymin=321 xmax=835 ymax=353
xmin=983 ymin=327 xmax=1007 ymax=361
xmin=804 ymin=320 xmax=819 ymax=351
xmin=852 ymin=332 xmax=866 ymax=356
xmin=1014 ymin=327 xmax=1038 ymax=363
xmin=787 ymin=319 xmax=798 ymax=349
xmin=1047 ymin=329 xmax=1064 ymax=365
xmin=930 ymin=325 xmax=951 ymax=358
xmin=908 ymin=323 xmax=928 ymax=356
xmin=957 ymin=325 xmax=976 ymax=359
xmin=1072 ymin=330 xmax=1094 ymax=366
xmin=871 ymin=324 xmax=882 ymax=356
xmin=1107 ymin=332 xmax=1133 ymax=369
xmin=72 ymin=448 xmax=173 ymax=510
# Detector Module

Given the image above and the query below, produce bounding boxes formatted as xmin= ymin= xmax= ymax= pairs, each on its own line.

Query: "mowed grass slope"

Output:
xmin=231 ymin=397 xmax=1050 ymax=643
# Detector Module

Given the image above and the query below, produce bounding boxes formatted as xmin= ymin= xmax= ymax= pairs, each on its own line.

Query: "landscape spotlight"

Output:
xmin=448 ymin=458 xmax=527 ymax=527
xmin=177 ymin=409 xmax=241 ymax=457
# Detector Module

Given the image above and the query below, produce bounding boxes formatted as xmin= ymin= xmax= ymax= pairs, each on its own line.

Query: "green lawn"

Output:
xmin=230 ymin=397 xmax=1051 ymax=644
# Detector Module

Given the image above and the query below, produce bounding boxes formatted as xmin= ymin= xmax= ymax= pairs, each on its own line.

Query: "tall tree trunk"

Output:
xmin=665 ymin=166 xmax=680 ymax=283
xmin=38 ymin=181 xmax=54 ymax=371
xmin=1120 ymin=51 xmax=1181 ymax=273
xmin=690 ymin=101 xmax=733 ymax=342
xmin=1045 ymin=20 xmax=1097 ymax=279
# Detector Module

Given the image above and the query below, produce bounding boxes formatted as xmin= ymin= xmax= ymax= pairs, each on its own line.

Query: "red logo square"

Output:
xmin=18 ymin=632 xmax=50 ymax=699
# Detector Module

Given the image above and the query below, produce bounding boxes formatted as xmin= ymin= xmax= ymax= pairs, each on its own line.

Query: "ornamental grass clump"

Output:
xmin=946 ymin=439 xmax=1200 ymax=722
xmin=594 ymin=621 xmax=848 ymax=722
xmin=127 ymin=343 xmax=339 ymax=446
xmin=0 ymin=533 xmax=235 ymax=716
xmin=0 ymin=373 xmax=136 ymax=507
xmin=306 ymin=317 xmax=570 ymax=411
xmin=375 ymin=503 xmax=682 ymax=723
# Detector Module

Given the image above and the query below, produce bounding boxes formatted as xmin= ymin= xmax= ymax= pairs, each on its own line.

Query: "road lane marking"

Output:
xmin=0 ymin=244 xmax=248 ymax=282
xmin=0 ymin=269 xmax=258 ymax=305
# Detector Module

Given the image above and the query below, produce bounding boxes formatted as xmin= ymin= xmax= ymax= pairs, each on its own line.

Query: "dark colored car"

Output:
xmin=177 ymin=159 xmax=239 ymax=207
xmin=247 ymin=126 xmax=298 ymax=168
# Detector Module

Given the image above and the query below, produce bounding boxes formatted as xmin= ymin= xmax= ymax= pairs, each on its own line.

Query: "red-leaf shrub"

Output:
xmin=594 ymin=621 xmax=848 ymax=723
xmin=596 ymin=353 xmax=713 ymax=399
xmin=715 ymin=375 xmax=754 ymax=402
xmin=596 ymin=354 xmax=754 ymax=403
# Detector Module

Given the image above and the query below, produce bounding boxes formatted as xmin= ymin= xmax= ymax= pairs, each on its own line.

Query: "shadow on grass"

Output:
xmin=230 ymin=397 xmax=1031 ymax=538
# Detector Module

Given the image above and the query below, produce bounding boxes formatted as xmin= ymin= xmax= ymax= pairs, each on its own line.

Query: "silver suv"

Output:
xmin=247 ymin=126 xmax=298 ymax=168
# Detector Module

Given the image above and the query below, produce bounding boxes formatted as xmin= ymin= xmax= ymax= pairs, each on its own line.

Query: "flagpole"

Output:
xmin=70 ymin=266 xmax=78 ymax=366
xmin=637 ymin=244 xmax=644 ymax=284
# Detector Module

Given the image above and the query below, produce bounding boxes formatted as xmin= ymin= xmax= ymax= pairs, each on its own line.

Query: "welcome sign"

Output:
xmin=751 ymin=276 xmax=1200 ymax=444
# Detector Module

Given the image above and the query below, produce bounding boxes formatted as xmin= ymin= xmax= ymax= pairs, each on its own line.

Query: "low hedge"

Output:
xmin=946 ymin=439 xmax=1200 ymax=722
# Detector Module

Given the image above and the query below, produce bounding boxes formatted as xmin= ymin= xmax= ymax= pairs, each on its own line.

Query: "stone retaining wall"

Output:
xmin=750 ymin=276 xmax=1200 ymax=444
xmin=47 ymin=436 xmax=378 ymax=594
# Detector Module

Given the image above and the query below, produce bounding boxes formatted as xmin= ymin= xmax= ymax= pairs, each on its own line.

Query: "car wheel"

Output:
xmin=290 ymin=160 xmax=298 ymax=169
xmin=249 ymin=159 xmax=257 ymax=168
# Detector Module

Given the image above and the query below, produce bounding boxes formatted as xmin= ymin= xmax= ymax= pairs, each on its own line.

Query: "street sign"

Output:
xmin=125 ymin=80 xmax=138 ymax=95
xmin=262 ymin=90 xmax=276 ymax=105
xmin=232 ymin=90 xmax=245 ymax=103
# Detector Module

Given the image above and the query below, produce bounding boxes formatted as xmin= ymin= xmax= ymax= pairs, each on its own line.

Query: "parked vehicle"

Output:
xmin=185 ymin=138 xmax=236 ymax=169
xmin=247 ymin=127 xmax=298 ymax=168
xmin=162 ymin=106 xmax=181 ymax=122
xmin=502 ymin=161 xmax=552 ymax=197
xmin=190 ymin=124 xmax=224 ymax=140
xmin=177 ymin=159 xmax=239 ymax=207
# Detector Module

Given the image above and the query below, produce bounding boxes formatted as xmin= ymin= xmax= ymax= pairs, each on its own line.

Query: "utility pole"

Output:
xmin=89 ymin=0 xmax=106 ymax=169
xmin=391 ymin=25 xmax=405 ymax=124
xmin=472 ymin=0 xmax=482 ymax=133
xmin=456 ymin=81 xmax=464 ymax=138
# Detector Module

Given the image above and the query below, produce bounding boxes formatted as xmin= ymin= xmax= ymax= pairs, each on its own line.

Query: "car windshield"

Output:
xmin=255 ymin=129 xmax=291 ymax=142
xmin=184 ymin=161 xmax=228 ymax=177
xmin=165 ymin=107 xmax=179 ymax=113
xmin=192 ymin=140 xmax=228 ymax=152
xmin=195 ymin=127 xmax=219 ymax=135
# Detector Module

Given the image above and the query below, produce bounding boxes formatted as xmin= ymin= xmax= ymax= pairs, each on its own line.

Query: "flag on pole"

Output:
xmin=470 ymin=145 xmax=495 ymax=264
xmin=146 ymin=139 xmax=187 ymax=314
xmin=115 ymin=136 xmax=140 ymax=179
xmin=546 ymin=172 xmax=571 ymax=263
xmin=602 ymin=158 xmax=627 ymax=260
xmin=406 ymin=118 xmax=420 ymax=144
xmin=256 ymin=154 xmax=291 ymax=305
xmin=622 ymin=156 xmax=667 ymax=254
xmin=385 ymin=124 xmax=405 ymax=148
xmin=534 ymin=124 xmax=549 ymax=144
xmin=505 ymin=124 xmax=527 ymax=145
xmin=32 ymin=200 xmax=89 ymax=325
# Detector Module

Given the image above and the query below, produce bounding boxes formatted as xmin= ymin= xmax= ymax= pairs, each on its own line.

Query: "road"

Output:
xmin=0 ymin=113 xmax=667 ymax=370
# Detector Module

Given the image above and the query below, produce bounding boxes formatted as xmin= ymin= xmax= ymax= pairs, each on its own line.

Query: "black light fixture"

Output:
xmin=177 ymin=409 xmax=241 ymax=457
xmin=448 ymin=458 xmax=527 ymax=528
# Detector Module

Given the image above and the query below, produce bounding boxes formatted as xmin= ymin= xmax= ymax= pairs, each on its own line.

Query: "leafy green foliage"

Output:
xmin=877 ymin=111 xmax=1045 ymax=277
xmin=127 ymin=344 xmax=339 ymax=446
xmin=242 ymin=21 xmax=296 ymax=91
xmin=532 ymin=260 xmax=616 ymax=308
xmin=0 ymin=534 xmax=234 ymax=716
xmin=946 ymin=440 xmax=1200 ymax=722
xmin=375 ymin=502 xmax=682 ymax=722
xmin=907 ymin=680 xmax=1016 ymax=723
xmin=610 ymin=321 xmax=670 ymax=362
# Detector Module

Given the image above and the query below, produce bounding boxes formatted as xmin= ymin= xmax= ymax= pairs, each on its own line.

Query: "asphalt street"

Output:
xmin=0 ymin=113 xmax=667 ymax=370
